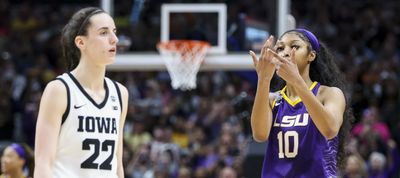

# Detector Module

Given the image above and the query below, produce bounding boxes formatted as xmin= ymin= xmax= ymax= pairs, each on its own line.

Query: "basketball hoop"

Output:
xmin=157 ymin=40 xmax=210 ymax=90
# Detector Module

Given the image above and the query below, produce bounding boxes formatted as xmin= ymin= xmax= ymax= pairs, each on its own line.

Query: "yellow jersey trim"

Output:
xmin=271 ymin=98 xmax=277 ymax=110
xmin=280 ymin=81 xmax=318 ymax=107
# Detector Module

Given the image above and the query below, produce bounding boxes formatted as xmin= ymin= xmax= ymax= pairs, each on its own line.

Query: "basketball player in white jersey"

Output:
xmin=34 ymin=7 xmax=128 ymax=178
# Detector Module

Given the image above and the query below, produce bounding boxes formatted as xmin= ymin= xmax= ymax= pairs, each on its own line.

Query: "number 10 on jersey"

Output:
xmin=277 ymin=131 xmax=298 ymax=158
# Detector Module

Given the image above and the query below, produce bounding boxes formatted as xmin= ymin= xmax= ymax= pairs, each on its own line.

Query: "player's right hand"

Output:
xmin=250 ymin=35 xmax=278 ymax=81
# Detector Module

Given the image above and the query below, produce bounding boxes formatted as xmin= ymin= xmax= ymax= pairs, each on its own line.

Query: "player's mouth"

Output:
xmin=109 ymin=47 xmax=116 ymax=53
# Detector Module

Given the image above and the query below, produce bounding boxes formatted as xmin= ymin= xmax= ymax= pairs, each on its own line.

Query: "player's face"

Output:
xmin=81 ymin=13 xmax=119 ymax=66
xmin=0 ymin=147 xmax=25 ymax=174
xmin=275 ymin=32 xmax=316 ymax=71
xmin=344 ymin=155 xmax=363 ymax=177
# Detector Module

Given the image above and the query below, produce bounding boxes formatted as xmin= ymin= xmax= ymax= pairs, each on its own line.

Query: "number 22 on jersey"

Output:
xmin=81 ymin=138 xmax=115 ymax=170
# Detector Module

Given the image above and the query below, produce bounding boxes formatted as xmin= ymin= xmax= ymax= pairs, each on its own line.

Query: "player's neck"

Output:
xmin=285 ymin=78 xmax=314 ymax=99
xmin=71 ymin=62 xmax=106 ymax=91
xmin=3 ymin=170 xmax=25 ymax=178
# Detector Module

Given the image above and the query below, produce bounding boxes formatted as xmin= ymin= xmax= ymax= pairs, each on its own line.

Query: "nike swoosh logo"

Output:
xmin=74 ymin=104 xmax=86 ymax=109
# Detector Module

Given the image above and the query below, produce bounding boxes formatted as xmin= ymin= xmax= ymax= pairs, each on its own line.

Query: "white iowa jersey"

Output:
xmin=53 ymin=73 xmax=122 ymax=178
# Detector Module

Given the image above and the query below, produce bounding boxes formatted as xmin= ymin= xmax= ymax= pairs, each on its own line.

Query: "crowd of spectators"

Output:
xmin=0 ymin=0 xmax=400 ymax=177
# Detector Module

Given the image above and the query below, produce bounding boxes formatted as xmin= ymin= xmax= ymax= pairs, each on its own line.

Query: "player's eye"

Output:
xmin=100 ymin=31 xmax=108 ymax=35
xmin=291 ymin=45 xmax=299 ymax=50
xmin=276 ymin=46 xmax=284 ymax=52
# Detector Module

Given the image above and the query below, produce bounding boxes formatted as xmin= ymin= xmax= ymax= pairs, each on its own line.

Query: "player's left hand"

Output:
xmin=268 ymin=48 xmax=302 ymax=85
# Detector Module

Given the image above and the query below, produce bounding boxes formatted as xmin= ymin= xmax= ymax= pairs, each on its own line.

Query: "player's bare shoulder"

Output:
xmin=37 ymin=79 xmax=69 ymax=120
xmin=42 ymin=79 xmax=68 ymax=99
xmin=317 ymin=85 xmax=345 ymax=104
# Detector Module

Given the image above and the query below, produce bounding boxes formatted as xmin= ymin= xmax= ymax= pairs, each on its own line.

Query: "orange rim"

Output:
xmin=157 ymin=40 xmax=210 ymax=51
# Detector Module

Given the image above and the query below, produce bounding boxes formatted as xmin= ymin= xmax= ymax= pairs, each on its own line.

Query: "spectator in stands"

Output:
xmin=1 ymin=143 xmax=34 ymax=178
xmin=124 ymin=118 xmax=152 ymax=152
xmin=218 ymin=166 xmax=237 ymax=178
xmin=367 ymin=152 xmax=387 ymax=178
xmin=343 ymin=153 xmax=368 ymax=178
xmin=352 ymin=106 xmax=391 ymax=158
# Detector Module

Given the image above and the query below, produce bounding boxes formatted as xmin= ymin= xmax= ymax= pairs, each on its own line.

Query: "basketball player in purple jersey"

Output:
xmin=249 ymin=29 xmax=352 ymax=177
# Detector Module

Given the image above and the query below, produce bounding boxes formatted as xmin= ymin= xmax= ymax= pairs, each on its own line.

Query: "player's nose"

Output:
xmin=110 ymin=32 xmax=119 ymax=45
xmin=280 ymin=49 xmax=290 ymax=58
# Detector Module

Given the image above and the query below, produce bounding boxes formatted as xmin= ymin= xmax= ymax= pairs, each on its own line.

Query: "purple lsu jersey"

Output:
xmin=262 ymin=82 xmax=338 ymax=178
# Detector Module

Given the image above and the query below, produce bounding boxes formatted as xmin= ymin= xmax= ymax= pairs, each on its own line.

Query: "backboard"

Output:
xmin=161 ymin=3 xmax=227 ymax=54
xmin=104 ymin=1 xmax=293 ymax=71
xmin=107 ymin=53 xmax=252 ymax=71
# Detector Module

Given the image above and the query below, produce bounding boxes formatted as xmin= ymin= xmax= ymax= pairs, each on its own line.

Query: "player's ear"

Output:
xmin=75 ymin=36 xmax=85 ymax=50
xmin=307 ymin=50 xmax=316 ymax=63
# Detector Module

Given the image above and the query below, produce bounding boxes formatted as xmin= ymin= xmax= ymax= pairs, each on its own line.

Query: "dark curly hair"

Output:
xmin=271 ymin=30 xmax=354 ymax=172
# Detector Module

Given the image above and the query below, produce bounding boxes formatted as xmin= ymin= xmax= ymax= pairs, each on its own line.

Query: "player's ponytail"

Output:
xmin=61 ymin=7 xmax=104 ymax=71
xmin=313 ymin=43 xmax=355 ymax=172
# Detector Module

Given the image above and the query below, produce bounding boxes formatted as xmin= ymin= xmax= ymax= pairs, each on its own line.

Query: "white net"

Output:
xmin=157 ymin=40 xmax=210 ymax=90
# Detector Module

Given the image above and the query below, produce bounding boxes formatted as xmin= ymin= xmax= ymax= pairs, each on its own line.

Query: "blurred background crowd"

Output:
xmin=0 ymin=0 xmax=400 ymax=177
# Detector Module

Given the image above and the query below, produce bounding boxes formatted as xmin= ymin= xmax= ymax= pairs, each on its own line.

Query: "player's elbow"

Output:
xmin=322 ymin=129 xmax=339 ymax=140
xmin=33 ymin=164 xmax=53 ymax=178
xmin=320 ymin=118 xmax=341 ymax=140
xmin=252 ymin=133 xmax=268 ymax=142
xmin=34 ymin=150 xmax=55 ymax=171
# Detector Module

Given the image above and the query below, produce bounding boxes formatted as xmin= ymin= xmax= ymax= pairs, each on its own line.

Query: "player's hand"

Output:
xmin=250 ymin=35 xmax=279 ymax=81
xmin=269 ymin=48 xmax=302 ymax=85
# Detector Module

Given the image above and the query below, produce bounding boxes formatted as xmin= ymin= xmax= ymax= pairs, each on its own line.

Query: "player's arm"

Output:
xmin=295 ymin=82 xmax=345 ymax=139
xmin=34 ymin=80 xmax=67 ymax=178
xmin=250 ymin=80 xmax=276 ymax=142
xmin=249 ymin=36 xmax=278 ymax=142
xmin=116 ymin=82 xmax=128 ymax=178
